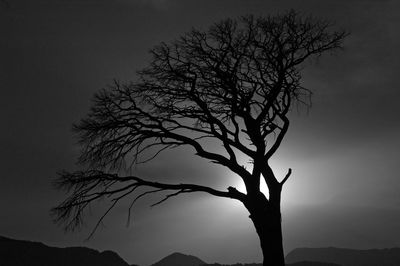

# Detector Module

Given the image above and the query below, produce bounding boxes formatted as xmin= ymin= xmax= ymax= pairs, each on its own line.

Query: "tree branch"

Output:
xmin=265 ymin=112 xmax=290 ymax=159
xmin=280 ymin=168 xmax=292 ymax=185
xmin=52 ymin=170 xmax=247 ymax=234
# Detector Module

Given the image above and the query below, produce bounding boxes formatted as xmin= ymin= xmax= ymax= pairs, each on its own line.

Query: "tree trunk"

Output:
xmin=244 ymin=190 xmax=285 ymax=266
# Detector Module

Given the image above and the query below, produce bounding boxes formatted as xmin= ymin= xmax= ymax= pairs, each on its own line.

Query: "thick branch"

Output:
xmin=265 ymin=113 xmax=290 ymax=159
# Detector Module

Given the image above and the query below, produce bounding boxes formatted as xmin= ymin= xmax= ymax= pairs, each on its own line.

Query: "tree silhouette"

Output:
xmin=52 ymin=11 xmax=347 ymax=266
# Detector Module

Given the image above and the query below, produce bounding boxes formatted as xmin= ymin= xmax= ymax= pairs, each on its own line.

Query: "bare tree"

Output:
xmin=52 ymin=11 xmax=347 ymax=266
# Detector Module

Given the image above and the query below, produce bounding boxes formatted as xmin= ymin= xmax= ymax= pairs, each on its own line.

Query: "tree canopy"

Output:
xmin=52 ymin=11 xmax=347 ymax=241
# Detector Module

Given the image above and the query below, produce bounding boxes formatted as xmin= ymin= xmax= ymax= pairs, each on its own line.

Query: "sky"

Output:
xmin=1 ymin=0 xmax=400 ymax=265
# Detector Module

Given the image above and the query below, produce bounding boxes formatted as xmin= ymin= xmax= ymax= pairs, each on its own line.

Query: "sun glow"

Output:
xmin=232 ymin=159 xmax=291 ymax=201
xmin=235 ymin=177 xmax=269 ymax=196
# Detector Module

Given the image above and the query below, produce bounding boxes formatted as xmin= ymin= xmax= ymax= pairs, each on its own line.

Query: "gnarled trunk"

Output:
xmin=244 ymin=189 xmax=285 ymax=266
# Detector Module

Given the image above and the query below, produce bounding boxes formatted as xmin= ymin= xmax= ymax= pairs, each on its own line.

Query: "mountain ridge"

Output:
xmin=0 ymin=235 xmax=132 ymax=266
xmin=151 ymin=252 xmax=340 ymax=266
xmin=2 ymin=235 xmax=400 ymax=266
xmin=286 ymin=247 xmax=400 ymax=266
xmin=151 ymin=252 xmax=206 ymax=266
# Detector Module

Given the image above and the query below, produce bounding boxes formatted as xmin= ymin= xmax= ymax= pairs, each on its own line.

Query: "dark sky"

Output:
xmin=1 ymin=0 xmax=400 ymax=265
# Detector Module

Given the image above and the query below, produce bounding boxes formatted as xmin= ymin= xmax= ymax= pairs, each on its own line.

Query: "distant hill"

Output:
xmin=4 ymin=235 xmax=399 ymax=266
xmin=0 ymin=235 xmax=130 ymax=266
xmin=287 ymin=262 xmax=341 ymax=266
xmin=286 ymin=247 xmax=400 ymax=266
xmin=144 ymin=251 xmax=343 ymax=266
xmin=152 ymin=252 xmax=206 ymax=266
xmin=206 ymin=262 xmax=340 ymax=266
xmin=152 ymin=254 xmax=338 ymax=266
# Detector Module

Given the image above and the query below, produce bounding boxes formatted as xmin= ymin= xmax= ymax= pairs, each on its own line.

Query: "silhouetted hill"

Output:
xmin=152 ymin=253 xmax=339 ymax=266
xmin=286 ymin=247 xmax=400 ymax=266
xmin=152 ymin=252 xmax=206 ymax=266
xmin=287 ymin=262 xmax=341 ymax=266
xmin=0 ymin=235 xmax=130 ymax=266
xmin=206 ymin=262 xmax=340 ymax=266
